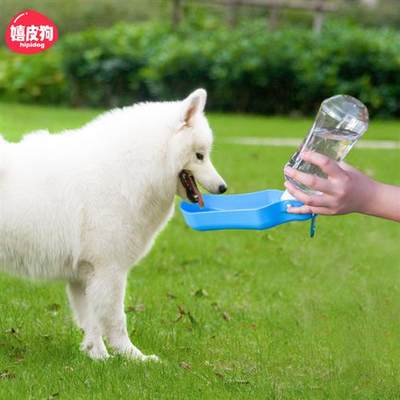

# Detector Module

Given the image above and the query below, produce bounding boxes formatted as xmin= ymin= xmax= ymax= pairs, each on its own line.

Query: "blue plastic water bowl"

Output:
xmin=180 ymin=189 xmax=313 ymax=231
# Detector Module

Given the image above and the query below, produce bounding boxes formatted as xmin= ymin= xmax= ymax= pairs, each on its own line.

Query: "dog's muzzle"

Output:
xmin=179 ymin=170 xmax=204 ymax=207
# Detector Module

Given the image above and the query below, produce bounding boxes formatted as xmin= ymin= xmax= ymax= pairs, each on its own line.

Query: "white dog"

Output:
xmin=0 ymin=89 xmax=227 ymax=360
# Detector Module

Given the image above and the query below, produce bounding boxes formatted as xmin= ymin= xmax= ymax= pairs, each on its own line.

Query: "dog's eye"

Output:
xmin=196 ymin=153 xmax=204 ymax=161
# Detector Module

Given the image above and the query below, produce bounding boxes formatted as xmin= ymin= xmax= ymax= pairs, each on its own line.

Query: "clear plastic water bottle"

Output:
xmin=284 ymin=95 xmax=369 ymax=196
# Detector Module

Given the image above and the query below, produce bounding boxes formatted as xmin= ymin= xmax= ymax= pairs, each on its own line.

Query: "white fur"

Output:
xmin=0 ymin=89 xmax=226 ymax=360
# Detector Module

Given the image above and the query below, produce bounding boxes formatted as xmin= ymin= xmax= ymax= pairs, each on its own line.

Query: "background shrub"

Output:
xmin=0 ymin=48 xmax=67 ymax=105
xmin=1 ymin=20 xmax=400 ymax=117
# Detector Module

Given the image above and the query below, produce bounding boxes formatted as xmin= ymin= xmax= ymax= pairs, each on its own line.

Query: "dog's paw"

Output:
xmin=140 ymin=354 xmax=160 ymax=363
xmin=122 ymin=347 xmax=160 ymax=362
xmin=81 ymin=341 xmax=110 ymax=361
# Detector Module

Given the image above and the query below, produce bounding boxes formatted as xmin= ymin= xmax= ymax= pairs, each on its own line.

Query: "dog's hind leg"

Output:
xmin=68 ymin=279 xmax=109 ymax=360
xmin=87 ymin=266 xmax=159 ymax=362
xmin=67 ymin=281 xmax=88 ymax=330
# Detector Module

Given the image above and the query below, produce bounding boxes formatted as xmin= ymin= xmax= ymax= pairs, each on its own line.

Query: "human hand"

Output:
xmin=283 ymin=151 xmax=376 ymax=215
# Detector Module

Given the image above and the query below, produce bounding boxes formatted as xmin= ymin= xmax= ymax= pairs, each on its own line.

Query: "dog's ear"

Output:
xmin=181 ymin=88 xmax=207 ymax=127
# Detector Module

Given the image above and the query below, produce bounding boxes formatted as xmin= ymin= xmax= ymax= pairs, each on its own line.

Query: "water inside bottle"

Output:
xmin=283 ymin=95 xmax=369 ymax=197
xmin=285 ymin=128 xmax=359 ymax=194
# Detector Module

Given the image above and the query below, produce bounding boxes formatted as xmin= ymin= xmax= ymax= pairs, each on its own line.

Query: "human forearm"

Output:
xmin=362 ymin=181 xmax=400 ymax=222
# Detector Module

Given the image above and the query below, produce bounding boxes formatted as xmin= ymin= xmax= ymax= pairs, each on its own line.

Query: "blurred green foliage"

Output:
xmin=0 ymin=48 xmax=67 ymax=104
xmin=3 ymin=0 xmax=400 ymax=34
xmin=0 ymin=0 xmax=167 ymax=35
xmin=1 ymin=20 xmax=400 ymax=116
xmin=340 ymin=0 xmax=400 ymax=29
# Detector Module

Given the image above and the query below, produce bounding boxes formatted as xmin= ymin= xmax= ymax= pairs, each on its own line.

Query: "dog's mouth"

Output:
xmin=179 ymin=170 xmax=204 ymax=207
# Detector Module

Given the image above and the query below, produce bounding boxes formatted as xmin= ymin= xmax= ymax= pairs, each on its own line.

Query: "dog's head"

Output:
xmin=174 ymin=89 xmax=227 ymax=206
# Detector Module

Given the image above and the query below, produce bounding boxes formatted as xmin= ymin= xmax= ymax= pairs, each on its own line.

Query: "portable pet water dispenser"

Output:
xmin=180 ymin=95 xmax=369 ymax=235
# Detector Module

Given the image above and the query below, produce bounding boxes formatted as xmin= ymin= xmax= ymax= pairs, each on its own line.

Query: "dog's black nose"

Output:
xmin=218 ymin=184 xmax=227 ymax=194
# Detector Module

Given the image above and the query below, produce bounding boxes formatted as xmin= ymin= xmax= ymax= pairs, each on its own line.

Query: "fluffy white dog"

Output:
xmin=0 ymin=89 xmax=227 ymax=360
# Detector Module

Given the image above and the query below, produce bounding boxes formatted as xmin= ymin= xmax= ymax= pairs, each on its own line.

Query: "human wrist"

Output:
xmin=356 ymin=177 xmax=380 ymax=216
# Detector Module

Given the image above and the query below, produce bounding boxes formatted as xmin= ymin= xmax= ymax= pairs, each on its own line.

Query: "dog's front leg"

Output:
xmin=74 ymin=274 xmax=108 ymax=360
xmin=88 ymin=266 xmax=159 ymax=362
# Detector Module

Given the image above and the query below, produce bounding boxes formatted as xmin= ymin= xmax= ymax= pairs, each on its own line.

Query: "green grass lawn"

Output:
xmin=0 ymin=102 xmax=399 ymax=399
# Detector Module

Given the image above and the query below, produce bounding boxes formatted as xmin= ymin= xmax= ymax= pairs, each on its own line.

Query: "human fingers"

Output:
xmin=286 ymin=204 xmax=336 ymax=215
xmin=284 ymin=166 xmax=334 ymax=194
xmin=300 ymin=151 xmax=344 ymax=178
xmin=283 ymin=181 xmax=332 ymax=208
xmin=285 ymin=204 xmax=314 ymax=214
